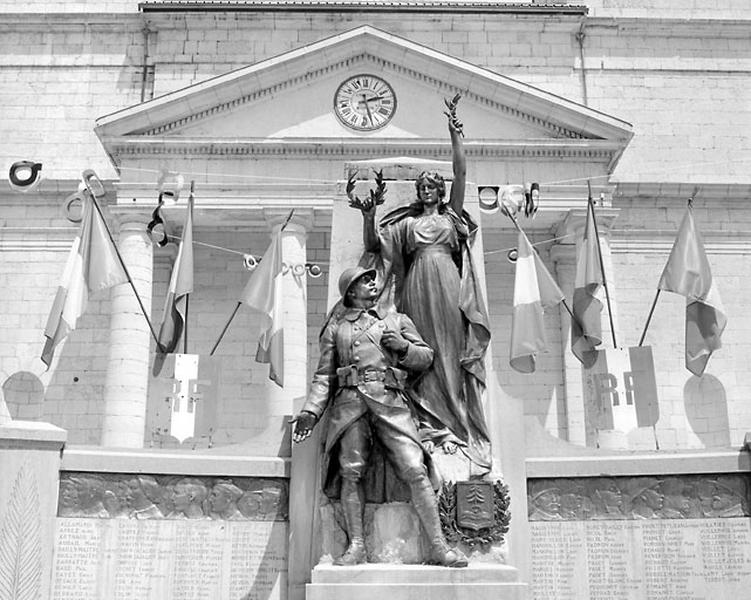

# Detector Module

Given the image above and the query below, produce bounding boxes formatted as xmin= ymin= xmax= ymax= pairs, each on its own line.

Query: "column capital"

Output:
xmin=550 ymin=242 xmax=577 ymax=266
xmin=264 ymin=208 xmax=314 ymax=233
xmin=109 ymin=205 xmax=154 ymax=229
xmin=552 ymin=206 xmax=620 ymax=242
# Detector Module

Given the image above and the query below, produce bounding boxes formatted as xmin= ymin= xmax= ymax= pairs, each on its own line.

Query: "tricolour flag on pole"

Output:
xmin=510 ymin=230 xmax=565 ymax=373
xmin=571 ymin=199 xmax=604 ymax=368
xmin=658 ymin=206 xmax=726 ymax=376
xmin=41 ymin=196 xmax=127 ymax=367
xmin=240 ymin=229 xmax=284 ymax=387
xmin=154 ymin=195 xmax=194 ymax=373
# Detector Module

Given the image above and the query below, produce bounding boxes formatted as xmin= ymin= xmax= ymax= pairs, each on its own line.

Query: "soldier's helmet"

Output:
xmin=338 ymin=266 xmax=377 ymax=305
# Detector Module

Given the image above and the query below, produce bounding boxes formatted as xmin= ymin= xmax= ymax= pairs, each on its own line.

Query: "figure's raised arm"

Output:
xmin=444 ymin=94 xmax=466 ymax=215
xmin=347 ymin=170 xmax=385 ymax=252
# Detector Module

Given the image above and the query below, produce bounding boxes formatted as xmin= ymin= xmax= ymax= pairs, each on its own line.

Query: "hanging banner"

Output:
xmin=149 ymin=353 xmax=220 ymax=445
xmin=582 ymin=346 xmax=659 ymax=444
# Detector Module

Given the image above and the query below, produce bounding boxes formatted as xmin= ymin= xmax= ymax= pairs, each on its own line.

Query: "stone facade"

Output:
xmin=1 ymin=2 xmax=750 ymax=451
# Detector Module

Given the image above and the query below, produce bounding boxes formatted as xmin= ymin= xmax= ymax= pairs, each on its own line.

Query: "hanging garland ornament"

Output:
xmin=8 ymin=160 xmax=42 ymax=192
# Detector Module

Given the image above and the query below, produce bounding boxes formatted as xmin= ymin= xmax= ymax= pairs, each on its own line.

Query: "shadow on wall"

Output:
xmin=238 ymin=520 xmax=288 ymax=600
xmin=684 ymin=374 xmax=731 ymax=448
xmin=2 ymin=371 xmax=44 ymax=420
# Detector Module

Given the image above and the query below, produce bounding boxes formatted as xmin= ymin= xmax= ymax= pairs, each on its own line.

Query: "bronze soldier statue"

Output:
xmin=292 ymin=266 xmax=468 ymax=567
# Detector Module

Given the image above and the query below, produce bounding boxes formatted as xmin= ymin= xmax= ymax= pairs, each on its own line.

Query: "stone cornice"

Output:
xmin=585 ymin=16 xmax=751 ymax=39
xmin=139 ymin=1 xmax=588 ymax=15
xmin=527 ymin=450 xmax=751 ymax=478
xmin=613 ymin=181 xmax=751 ymax=202
xmin=610 ymin=230 xmax=751 ymax=255
xmin=114 ymin=181 xmax=336 ymax=200
xmin=104 ymin=137 xmax=622 ymax=164
xmin=0 ymin=226 xmax=78 ymax=252
xmin=0 ymin=15 xmax=148 ymax=33
xmin=113 ymin=182 xmax=334 ymax=228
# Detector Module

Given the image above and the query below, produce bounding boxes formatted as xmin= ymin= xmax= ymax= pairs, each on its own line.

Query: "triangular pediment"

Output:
xmin=96 ymin=25 xmax=632 ymax=165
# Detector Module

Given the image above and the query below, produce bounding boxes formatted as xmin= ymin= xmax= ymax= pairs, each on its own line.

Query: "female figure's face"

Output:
xmin=417 ymin=178 xmax=441 ymax=206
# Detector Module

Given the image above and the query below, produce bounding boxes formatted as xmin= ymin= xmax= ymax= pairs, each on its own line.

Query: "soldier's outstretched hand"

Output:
xmin=290 ymin=411 xmax=317 ymax=443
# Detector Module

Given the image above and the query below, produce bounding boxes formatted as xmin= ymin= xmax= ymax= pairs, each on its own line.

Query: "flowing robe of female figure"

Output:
xmin=369 ymin=201 xmax=492 ymax=473
xmin=355 ymin=98 xmax=492 ymax=474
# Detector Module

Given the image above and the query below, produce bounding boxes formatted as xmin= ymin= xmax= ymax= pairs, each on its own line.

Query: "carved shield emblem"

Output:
xmin=456 ymin=481 xmax=495 ymax=531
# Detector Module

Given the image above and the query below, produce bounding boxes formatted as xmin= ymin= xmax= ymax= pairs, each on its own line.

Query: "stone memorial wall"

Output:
xmin=528 ymin=474 xmax=751 ymax=600
xmin=51 ymin=473 xmax=289 ymax=600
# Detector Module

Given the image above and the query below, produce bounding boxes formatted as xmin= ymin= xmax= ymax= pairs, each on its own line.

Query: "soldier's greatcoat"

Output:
xmin=301 ymin=304 xmax=439 ymax=500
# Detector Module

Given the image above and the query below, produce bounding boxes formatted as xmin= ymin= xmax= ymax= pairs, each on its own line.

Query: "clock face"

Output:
xmin=333 ymin=74 xmax=396 ymax=132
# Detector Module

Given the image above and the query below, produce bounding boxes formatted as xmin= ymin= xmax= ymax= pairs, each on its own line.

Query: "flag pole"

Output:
xmin=281 ymin=208 xmax=295 ymax=230
xmin=504 ymin=207 xmax=580 ymax=330
xmin=184 ymin=296 xmax=190 ymax=354
xmin=183 ymin=182 xmax=195 ymax=355
xmin=209 ymin=208 xmax=296 ymax=356
xmin=587 ymin=181 xmax=617 ymax=348
xmin=88 ymin=192 xmax=160 ymax=346
xmin=210 ymin=302 xmax=241 ymax=356
xmin=638 ymin=289 xmax=661 ymax=346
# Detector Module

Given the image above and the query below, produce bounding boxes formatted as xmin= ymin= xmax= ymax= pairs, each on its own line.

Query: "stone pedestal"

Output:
xmin=0 ymin=420 xmax=67 ymax=600
xmin=306 ymin=564 xmax=527 ymax=600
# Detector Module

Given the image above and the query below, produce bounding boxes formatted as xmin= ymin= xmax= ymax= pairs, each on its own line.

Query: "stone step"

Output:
xmin=311 ymin=562 xmax=522 ymax=584
xmin=306 ymin=581 xmax=528 ymax=600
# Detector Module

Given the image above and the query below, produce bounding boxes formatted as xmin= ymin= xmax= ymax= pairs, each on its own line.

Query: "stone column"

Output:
xmin=552 ymin=207 xmax=620 ymax=447
xmin=265 ymin=218 xmax=309 ymax=416
xmin=101 ymin=213 xmax=154 ymax=447
xmin=551 ymin=242 xmax=588 ymax=445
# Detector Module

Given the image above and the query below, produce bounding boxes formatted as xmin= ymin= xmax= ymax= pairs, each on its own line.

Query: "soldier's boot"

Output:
xmin=335 ymin=477 xmax=367 ymax=566
xmin=409 ymin=475 xmax=468 ymax=568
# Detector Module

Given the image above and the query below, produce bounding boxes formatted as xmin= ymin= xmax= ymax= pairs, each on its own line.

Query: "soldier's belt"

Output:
xmin=336 ymin=366 xmax=407 ymax=390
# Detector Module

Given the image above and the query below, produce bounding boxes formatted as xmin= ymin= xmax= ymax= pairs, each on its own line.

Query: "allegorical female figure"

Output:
xmin=351 ymin=96 xmax=492 ymax=473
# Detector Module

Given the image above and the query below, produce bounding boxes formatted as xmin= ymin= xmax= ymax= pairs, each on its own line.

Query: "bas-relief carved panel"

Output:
xmin=528 ymin=474 xmax=749 ymax=521
xmin=58 ymin=472 xmax=288 ymax=521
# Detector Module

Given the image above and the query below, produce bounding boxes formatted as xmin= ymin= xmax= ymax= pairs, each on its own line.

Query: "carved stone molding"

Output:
xmin=105 ymin=138 xmax=619 ymax=165
xmin=528 ymin=474 xmax=750 ymax=522
xmin=58 ymin=472 xmax=289 ymax=522
xmin=610 ymin=232 xmax=751 ymax=255
xmin=0 ymin=227 xmax=78 ymax=252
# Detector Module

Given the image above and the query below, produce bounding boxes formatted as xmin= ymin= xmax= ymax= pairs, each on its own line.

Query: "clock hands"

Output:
xmin=360 ymin=94 xmax=375 ymax=126
xmin=358 ymin=95 xmax=385 ymax=104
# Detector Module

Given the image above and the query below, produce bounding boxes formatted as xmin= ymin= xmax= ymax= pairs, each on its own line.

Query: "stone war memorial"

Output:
xmin=0 ymin=3 xmax=750 ymax=600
